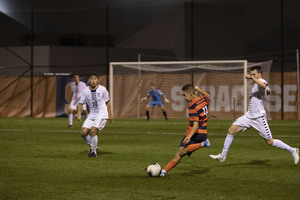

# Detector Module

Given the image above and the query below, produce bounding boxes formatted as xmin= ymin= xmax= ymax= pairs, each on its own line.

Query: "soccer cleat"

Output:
xmin=203 ymin=139 xmax=211 ymax=148
xmin=88 ymin=151 xmax=97 ymax=157
xmin=292 ymin=148 xmax=299 ymax=164
xmin=160 ymin=169 xmax=166 ymax=177
xmin=210 ymin=154 xmax=226 ymax=162
xmin=68 ymin=125 xmax=73 ymax=128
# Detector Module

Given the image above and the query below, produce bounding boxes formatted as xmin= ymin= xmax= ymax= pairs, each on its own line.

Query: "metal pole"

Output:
xmin=190 ymin=0 xmax=194 ymax=84
xmin=30 ymin=9 xmax=34 ymax=117
xmin=280 ymin=0 xmax=284 ymax=120
xmin=296 ymin=49 xmax=300 ymax=120
xmin=106 ymin=4 xmax=110 ymax=90
xmin=137 ymin=54 xmax=141 ymax=118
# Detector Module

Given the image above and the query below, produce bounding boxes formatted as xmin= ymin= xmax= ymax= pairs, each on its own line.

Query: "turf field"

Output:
xmin=0 ymin=118 xmax=299 ymax=200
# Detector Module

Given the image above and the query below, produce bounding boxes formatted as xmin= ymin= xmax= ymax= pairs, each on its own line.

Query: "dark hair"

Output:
xmin=89 ymin=72 xmax=98 ymax=78
xmin=250 ymin=66 xmax=263 ymax=74
xmin=182 ymin=84 xmax=195 ymax=92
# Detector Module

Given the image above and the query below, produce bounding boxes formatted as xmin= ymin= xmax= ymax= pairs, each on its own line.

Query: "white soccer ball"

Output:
xmin=147 ymin=163 xmax=162 ymax=177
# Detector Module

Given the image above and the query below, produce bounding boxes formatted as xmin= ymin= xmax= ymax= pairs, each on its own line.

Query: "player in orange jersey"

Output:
xmin=160 ymin=84 xmax=211 ymax=176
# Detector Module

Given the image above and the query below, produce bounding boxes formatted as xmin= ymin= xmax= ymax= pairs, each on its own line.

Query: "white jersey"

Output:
xmin=79 ymin=85 xmax=110 ymax=119
xmin=246 ymin=78 xmax=268 ymax=119
xmin=71 ymin=81 xmax=86 ymax=101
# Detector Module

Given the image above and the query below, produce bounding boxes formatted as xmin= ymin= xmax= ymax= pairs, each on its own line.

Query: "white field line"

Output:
xmin=0 ymin=129 xmax=299 ymax=138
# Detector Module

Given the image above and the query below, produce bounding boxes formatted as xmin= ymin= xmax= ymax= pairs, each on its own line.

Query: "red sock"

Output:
xmin=164 ymin=160 xmax=177 ymax=172
xmin=186 ymin=142 xmax=203 ymax=153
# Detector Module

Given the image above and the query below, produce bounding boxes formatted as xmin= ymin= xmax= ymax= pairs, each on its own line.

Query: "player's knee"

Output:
xmin=227 ymin=128 xmax=235 ymax=135
xmin=81 ymin=130 xmax=88 ymax=137
xmin=265 ymin=138 xmax=274 ymax=146
xmin=90 ymin=129 xmax=98 ymax=136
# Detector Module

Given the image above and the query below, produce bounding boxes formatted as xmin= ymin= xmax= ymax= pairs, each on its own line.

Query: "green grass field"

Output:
xmin=0 ymin=118 xmax=299 ymax=200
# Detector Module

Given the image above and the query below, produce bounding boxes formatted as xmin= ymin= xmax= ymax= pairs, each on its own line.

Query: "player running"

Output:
xmin=77 ymin=73 xmax=113 ymax=157
xmin=67 ymin=74 xmax=88 ymax=128
xmin=210 ymin=66 xmax=299 ymax=164
xmin=141 ymin=83 xmax=170 ymax=121
xmin=160 ymin=84 xmax=211 ymax=176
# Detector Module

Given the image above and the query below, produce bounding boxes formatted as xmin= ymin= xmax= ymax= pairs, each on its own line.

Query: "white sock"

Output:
xmin=272 ymin=139 xmax=294 ymax=153
xmin=91 ymin=135 xmax=98 ymax=154
xmin=85 ymin=135 xmax=91 ymax=146
xmin=221 ymin=134 xmax=234 ymax=157
xmin=68 ymin=113 xmax=73 ymax=125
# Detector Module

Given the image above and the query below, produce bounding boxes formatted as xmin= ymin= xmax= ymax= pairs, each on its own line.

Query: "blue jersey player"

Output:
xmin=141 ymin=84 xmax=170 ymax=121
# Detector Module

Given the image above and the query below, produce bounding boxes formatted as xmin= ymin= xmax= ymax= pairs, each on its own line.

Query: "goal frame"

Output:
xmin=109 ymin=60 xmax=248 ymax=117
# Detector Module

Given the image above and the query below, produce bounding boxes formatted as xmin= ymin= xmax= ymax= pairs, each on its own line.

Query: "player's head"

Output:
xmin=74 ymin=74 xmax=80 ymax=83
xmin=182 ymin=84 xmax=196 ymax=102
xmin=150 ymin=83 xmax=156 ymax=91
xmin=250 ymin=66 xmax=263 ymax=79
xmin=89 ymin=72 xmax=98 ymax=88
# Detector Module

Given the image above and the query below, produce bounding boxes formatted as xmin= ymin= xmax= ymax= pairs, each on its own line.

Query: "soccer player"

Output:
xmin=141 ymin=84 xmax=170 ymax=121
xmin=160 ymin=84 xmax=211 ymax=176
xmin=210 ymin=66 xmax=299 ymax=164
xmin=77 ymin=73 xmax=113 ymax=157
xmin=67 ymin=74 xmax=88 ymax=128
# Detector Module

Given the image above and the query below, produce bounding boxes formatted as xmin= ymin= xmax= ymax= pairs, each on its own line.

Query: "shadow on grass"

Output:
xmin=216 ymin=159 xmax=272 ymax=167
xmin=79 ymin=150 xmax=113 ymax=156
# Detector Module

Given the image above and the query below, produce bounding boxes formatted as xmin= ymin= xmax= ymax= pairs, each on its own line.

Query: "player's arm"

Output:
xmin=183 ymin=121 xmax=198 ymax=145
xmin=141 ymin=92 xmax=150 ymax=102
xmin=194 ymin=86 xmax=209 ymax=97
xmin=159 ymin=90 xmax=170 ymax=103
xmin=77 ymin=103 xmax=83 ymax=122
xmin=245 ymin=75 xmax=271 ymax=95
xmin=106 ymin=100 xmax=114 ymax=123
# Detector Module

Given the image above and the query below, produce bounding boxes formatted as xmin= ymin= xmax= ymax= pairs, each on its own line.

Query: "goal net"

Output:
xmin=110 ymin=60 xmax=272 ymax=120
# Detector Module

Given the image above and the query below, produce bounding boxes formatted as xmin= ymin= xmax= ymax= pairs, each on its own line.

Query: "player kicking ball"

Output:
xmin=210 ymin=66 xmax=299 ymax=164
xmin=77 ymin=73 xmax=113 ymax=157
xmin=160 ymin=84 xmax=211 ymax=176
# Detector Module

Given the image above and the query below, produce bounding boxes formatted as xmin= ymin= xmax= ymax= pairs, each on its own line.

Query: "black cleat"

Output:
xmin=88 ymin=151 xmax=97 ymax=157
xmin=68 ymin=125 xmax=73 ymax=128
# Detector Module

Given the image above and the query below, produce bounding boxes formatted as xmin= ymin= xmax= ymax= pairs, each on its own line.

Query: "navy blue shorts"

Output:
xmin=180 ymin=133 xmax=207 ymax=147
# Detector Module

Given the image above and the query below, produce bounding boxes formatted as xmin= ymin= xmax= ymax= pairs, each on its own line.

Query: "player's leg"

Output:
xmin=88 ymin=118 xmax=108 ymax=157
xmin=81 ymin=127 xmax=91 ymax=147
xmin=255 ymin=116 xmax=299 ymax=164
xmin=160 ymin=105 xmax=168 ymax=120
xmin=88 ymin=127 xmax=99 ymax=157
xmin=81 ymin=117 xmax=94 ymax=152
xmin=145 ymin=105 xmax=152 ymax=121
xmin=67 ymin=108 xmax=75 ymax=128
xmin=210 ymin=116 xmax=246 ymax=162
xmin=161 ymin=147 xmax=189 ymax=176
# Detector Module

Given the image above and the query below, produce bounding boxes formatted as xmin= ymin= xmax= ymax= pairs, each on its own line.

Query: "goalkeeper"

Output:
xmin=141 ymin=83 xmax=170 ymax=121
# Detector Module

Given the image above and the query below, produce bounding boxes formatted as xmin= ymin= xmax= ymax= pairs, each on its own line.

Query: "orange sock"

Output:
xmin=164 ymin=160 xmax=177 ymax=172
xmin=186 ymin=142 xmax=203 ymax=153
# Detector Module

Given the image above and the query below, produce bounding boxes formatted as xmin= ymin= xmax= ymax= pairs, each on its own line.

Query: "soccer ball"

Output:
xmin=147 ymin=163 xmax=162 ymax=177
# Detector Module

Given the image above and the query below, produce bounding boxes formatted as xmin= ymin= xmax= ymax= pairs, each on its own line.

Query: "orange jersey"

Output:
xmin=185 ymin=95 xmax=210 ymax=136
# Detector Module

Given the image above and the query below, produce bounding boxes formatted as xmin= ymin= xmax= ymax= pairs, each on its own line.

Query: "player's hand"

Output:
xmin=141 ymin=97 xmax=147 ymax=102
xmin=109 ymin=114 xmax=114 ymax=123
xmin=77 ymin=114 xmax=81 ymax=122
xmin=165 ymin=98 xmax=170 ymax=103
xmin=245 ymin=74 xmax=252 ymax=79
xmin=183 ymin=137 xmax=190 ymax=145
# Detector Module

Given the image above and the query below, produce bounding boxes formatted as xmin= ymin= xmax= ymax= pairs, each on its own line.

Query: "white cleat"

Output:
xmin=210 ymin=154 xmax=226 ymax=163
xmin=160 ymin=169 xmax=166 ymax=177
xmin=292 ymin=148 xmax=299 ymax=164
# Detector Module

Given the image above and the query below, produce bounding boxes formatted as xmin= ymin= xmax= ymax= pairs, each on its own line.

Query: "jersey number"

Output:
xmin=203 ymin=106 xmax=208 ymax=116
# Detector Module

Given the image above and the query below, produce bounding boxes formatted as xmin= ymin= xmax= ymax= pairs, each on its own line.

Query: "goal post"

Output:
xmin=109 ymin=60 xmax=272 ymax=119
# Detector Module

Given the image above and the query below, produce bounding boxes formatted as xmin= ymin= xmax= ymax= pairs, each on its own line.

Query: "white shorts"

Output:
xmin=233 ymin=114 xmax=272 ymax=139
xmin=69 ymin=99 xmax=87 ymax=110
xmin=82 ymin=116 xmax=107 ymax=131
